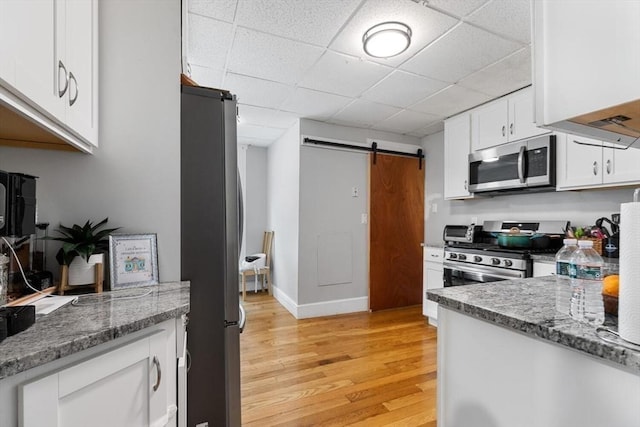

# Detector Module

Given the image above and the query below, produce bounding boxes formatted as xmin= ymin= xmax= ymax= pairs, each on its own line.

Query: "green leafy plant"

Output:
xmin=47 ymin=218 xmax=121 ymax=265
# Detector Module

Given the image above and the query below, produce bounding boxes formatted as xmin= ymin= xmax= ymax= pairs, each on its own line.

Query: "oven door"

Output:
xmin=443 ymin=261 xmax=527 ymax=287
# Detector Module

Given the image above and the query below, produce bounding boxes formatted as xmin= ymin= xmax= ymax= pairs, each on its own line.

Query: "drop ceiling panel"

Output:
xmin=227 ymin=27 xmax=325 ymax=85
xmin=235 ymin=0 xmax=362 ymax=46
xmin=297 ymin=51 xmax=393 ymax=98
xmin=467 ymin=0 xmax=531 ymax=44
xmin=411 ymin=120 xmax=445 ymax=138
xmin=237 ymin=123 xmax=286 ymax=141
xmin=361 ymin=70 xmax=449 ymax=108
xmin=189 ymin=64 xmax=225 ymax=89
xmin=224 ymin=73 xmax=295 ymax=109
xmin=410 ymin=84 xmax=491 ymax=117
xmin=238 ymin=105 xmax=298 ymax=129
xmin=372 ymin=109 xmax=440 ymax=134
xmin=189 ymin=0 xmax=238 ymax=23
xmin=329 ymin=0 xmax=458 ymax=67
xmin=280 ymin=88 xmax=353 ymax=120
xmin=401 ymin=22 xmax=522 ymax=83
xmin=188 ymin=14 xmax=234 ymax=69
xmin=424 ymin=0 xmax=490 ymax=18
xmin=330 ymin=99 xmax=402 ymax=128
xmin=458 ymin=47 xmax=531 ymax=97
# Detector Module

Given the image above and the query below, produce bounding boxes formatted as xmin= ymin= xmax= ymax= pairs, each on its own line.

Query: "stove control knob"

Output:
xmin=474 ymin=256 xmax=482 ymax=262
xmin=458 ymin=254 xmax=467 ymax=261
xmin=449 ymin=253 xmax=457 ymax=259
xmin=504 ymin=259 xmax=513 ymax=267
xmin=491 ymin=258 xmax=501 ymax=265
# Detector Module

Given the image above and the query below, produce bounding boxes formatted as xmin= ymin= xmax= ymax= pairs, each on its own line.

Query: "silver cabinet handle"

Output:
xmin=58 ymin=60 xmax=69 ymax=98
xmin=593 ymin=161 xmax=598 ymax=176
xmin=464 ymin=179 xmax=468 ymax=190
xmin=239 ymin=303 xmax=246 ymax=333
xmin=430 ymin=254 xmax=440 ymax=258
xmin=501 ymin=125 xmax=506 ymax=137
xmin=509 ymin=123 xmax=514 ymax=135
xmin=606 ymin=159 xmax=612 ymax=174
xmin=152 ymin=356 xmax=162 ymax=392
xmin=68 ymin=72 xmax=78 ymax=106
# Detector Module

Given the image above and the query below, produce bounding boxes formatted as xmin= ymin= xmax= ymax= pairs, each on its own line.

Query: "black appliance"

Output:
xmin=181 ymin=85 xmax=244 ymax=427
xmin=443 ymin=220 xmax=568 ymax=287
xmin=468 ymin=135 xmax=556 ymax=194
xmin=0 ymin=171 xmax=37 ymax=237
xmin=443 ymin=224 xmax=482 ymax=244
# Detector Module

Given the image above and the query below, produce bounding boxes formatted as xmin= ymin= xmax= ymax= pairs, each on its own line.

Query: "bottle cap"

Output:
xmin=563 ymin=238 xmax=577 ymax=245
xmin=577 ymin=240 xmax=593 ymax=248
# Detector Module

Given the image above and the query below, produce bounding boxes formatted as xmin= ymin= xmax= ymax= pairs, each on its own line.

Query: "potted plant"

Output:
xmin=48 ymin=218 xmax=120 ymax=289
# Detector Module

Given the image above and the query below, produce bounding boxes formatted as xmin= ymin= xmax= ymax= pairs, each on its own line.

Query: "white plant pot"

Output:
xmin=67 ymin=253 xmax=104 ymax=286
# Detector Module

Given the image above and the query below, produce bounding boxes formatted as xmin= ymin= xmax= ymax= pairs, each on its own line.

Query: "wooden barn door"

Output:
xmin=369 ymin=153 xmax=424 ymax=311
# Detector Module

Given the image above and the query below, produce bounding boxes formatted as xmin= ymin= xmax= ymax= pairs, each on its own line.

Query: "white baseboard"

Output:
xmin=272 ymin=285 xmax=368 ymax=319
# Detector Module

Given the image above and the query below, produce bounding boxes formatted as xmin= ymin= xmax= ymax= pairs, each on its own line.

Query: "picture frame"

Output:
xmin=109 ymin=233 xmax=159 ymax=289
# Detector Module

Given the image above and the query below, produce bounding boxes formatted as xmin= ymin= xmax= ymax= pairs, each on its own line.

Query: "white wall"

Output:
xmin=245 ymin=146 xmax=268 ymax=255
xmin=423 ymin=131 xmax=635 ymax=246
xmin=267 ymin=122 xmax=300 ymax=302
xmin=0 ymin=0 xmax=181 ymax=282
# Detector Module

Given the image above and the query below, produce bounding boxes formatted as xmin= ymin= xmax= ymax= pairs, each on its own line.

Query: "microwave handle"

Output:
xmin=517 ymin=145 xmax=526 ymax=183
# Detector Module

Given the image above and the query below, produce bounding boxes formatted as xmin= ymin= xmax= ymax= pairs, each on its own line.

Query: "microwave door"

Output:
xmin=468 ymin=142 xmax=527 ymax=192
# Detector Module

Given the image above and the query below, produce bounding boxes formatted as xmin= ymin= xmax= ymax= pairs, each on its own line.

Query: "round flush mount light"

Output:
xmin=362 ymin=22 xmax=412 ymax=58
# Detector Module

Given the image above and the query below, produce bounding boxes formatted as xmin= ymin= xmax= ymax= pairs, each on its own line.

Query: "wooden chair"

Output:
xmin=240 ymin=231 xmax=274 ymax=301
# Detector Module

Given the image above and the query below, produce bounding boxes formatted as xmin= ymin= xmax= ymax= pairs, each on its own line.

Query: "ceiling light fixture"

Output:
xmin=362 ymin=22 xmax=412 ymax=58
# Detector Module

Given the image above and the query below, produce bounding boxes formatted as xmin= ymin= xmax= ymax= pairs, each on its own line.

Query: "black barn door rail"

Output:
xmin=303 ymin=137 xmax=424 ymax=169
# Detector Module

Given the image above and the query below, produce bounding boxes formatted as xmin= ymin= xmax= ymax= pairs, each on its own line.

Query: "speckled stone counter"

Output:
xmin=427 ymin=276 xmax=640 ymax=373
xmin=0 ymin=282 xmax=190 ymax=380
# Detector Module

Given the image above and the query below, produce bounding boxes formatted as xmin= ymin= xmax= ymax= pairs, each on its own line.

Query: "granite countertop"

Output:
xmin=427 ymin=276 xmax=639 ymax=374
xmin=0 ymin=282 xmax=190 ymax=380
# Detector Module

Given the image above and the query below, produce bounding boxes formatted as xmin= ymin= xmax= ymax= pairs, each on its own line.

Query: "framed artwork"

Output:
xmin=109 ymin=234 xmax=159 ymax=289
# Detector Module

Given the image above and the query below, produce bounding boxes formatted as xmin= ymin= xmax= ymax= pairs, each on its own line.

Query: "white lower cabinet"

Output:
xmin=423 ymin=246 xmax=444 ymax=325
xmin=533 ymin=260 xmax=556 ymax=278
xmin=18 ymin=320 xmax=178 ymax=427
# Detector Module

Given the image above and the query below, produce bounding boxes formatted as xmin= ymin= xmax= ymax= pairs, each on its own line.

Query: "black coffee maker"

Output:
xmin=596 ymin=215 xmax=620 ymax=258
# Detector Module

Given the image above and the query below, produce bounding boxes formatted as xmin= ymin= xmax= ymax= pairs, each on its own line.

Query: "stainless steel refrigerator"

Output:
xmin=181 ymin=84 xmax=244 ymax=427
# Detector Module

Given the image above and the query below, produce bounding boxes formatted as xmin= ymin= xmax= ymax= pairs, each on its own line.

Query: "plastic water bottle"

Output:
xmin=555 ymin=239 xmax=577 ymax=314
xmin=569 ymin=240 xmax=605 ymax=325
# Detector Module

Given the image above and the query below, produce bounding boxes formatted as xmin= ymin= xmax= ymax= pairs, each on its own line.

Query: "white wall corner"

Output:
xmin=272 ymin=285 xmax=299 ymax=318
xmin=272 ymin=285 xmax=368 ymax=319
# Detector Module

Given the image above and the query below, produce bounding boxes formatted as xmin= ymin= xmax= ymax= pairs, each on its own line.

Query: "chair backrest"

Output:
xmin=262 ymin=231 xmax=274 ymax=266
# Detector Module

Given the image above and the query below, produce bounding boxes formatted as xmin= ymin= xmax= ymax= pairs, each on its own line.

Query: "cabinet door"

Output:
xmin=0 ymin=0 xmax=64 ymax=119
xmin=556 ymin=134 xmax=603 ymax=189
xmin=509 ymin=88 xmax=549 ymax=142
xmin=64 ymin=0 xmax=98 ymax=145
xmin=444 ymin=113 xmax=473 ymax=199
xmin=602 ymin=143 xmax=640 ymax=186
xmin=472 ymin=98 xmax=508 ymax=151
xmin=533 ymin=261 xmax=556 ymax=278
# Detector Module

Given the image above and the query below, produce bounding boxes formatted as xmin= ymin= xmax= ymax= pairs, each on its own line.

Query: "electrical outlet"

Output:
xmin=431 ymin=203 xmax=438 ymax=213
xmin=361 ymin=213 xmax=368 ymax=224
xmin=352 ymin=187 xmax=359 ymax=197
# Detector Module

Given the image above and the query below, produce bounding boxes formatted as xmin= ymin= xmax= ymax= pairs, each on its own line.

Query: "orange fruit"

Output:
xmin=603 ymin=275 xmax=619 ymax=297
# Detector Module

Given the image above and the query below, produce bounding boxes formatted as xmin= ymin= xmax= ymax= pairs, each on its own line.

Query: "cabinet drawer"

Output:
xmin=424 ymin=247 xmax=444 ymax=263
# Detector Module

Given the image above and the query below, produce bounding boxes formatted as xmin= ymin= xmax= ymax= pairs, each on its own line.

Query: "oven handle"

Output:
xmin=443 ymin=261 xmax=526 ymax=281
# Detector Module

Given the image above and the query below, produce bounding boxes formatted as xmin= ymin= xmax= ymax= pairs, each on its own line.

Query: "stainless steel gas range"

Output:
xmin=443 ymin=220 xmax=569 ymax=287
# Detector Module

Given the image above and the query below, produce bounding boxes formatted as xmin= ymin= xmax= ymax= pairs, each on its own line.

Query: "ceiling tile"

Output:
xmin=372 ymin=110 xmax=440 ymax=134
xmin=467 ymin=0 xmax=531 ymax=44
xmin=227 ymin=27 xmax=325 ymax=85
xmin=235 ymin=0 xmax=362 ymax=46
xmin=188 ymin=14 xmax=234 ymax=70
xmin=237 ymin=123 xmax=287 ymax=141
xmin=330 ymin=99 xmax=402 ymax=128
xmin=410 ymin=84 xmax=491 ymax=117
xmin=411 ymin=121 xmax=445 ymax=138
xmin=189 ymin=64 xmax=225 ymax=89
xmin=280 ymin=88 xmax=353 ymax=120
xmin=401 ymin=23 xmax=521 ymax=83
xmin=458 ymin=47 xmax=531 ymax=97
xmin=238 ymin=105 xmax=298 ymax=129
xmin=189 ymin=0 xmax=238 ymax=23
xmin=329 ymin=0 xmax=458 ymax=67
xmin=224 ymin=73 xmax=295 ymax=109
xmin=424 ymin=0 xmax=489 ymax=18
xmin=361 ymin=70 xmax=449 ymax=108
xmin=297 ymin=51 xmax=392 ymax=98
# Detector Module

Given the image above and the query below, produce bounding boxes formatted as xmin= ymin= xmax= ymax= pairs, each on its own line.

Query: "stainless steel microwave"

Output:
xmin=468 ymin=135 xmax=556 ymax=194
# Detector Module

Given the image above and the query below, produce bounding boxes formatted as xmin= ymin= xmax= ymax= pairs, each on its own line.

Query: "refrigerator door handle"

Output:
xmin=239 ymin=303 xmax=246 ymax=333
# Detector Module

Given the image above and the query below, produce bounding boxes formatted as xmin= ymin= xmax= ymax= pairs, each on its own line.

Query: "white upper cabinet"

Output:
xmin=556 ymin=133 xmax=640 ymax=190
xmin=0 ymin=0 xmax=98 ymax=151
xmin=532 ymin=1 xmax=640 ymax=148
xmin=444 ymin=112 xmax=473 ymax=200
xmin=472 ymin=87 xmax=549 ymax=151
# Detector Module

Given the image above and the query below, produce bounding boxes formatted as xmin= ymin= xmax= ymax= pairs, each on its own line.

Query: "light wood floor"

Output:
xmin=240 ymin=292 xmax=438 ymax=426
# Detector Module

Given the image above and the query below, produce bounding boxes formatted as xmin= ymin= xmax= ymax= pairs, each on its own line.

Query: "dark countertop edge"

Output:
xmin=0 ymin=282 xmax=190 ymax=380
xmin=427 ymin=291 xmax=640 ymax=374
